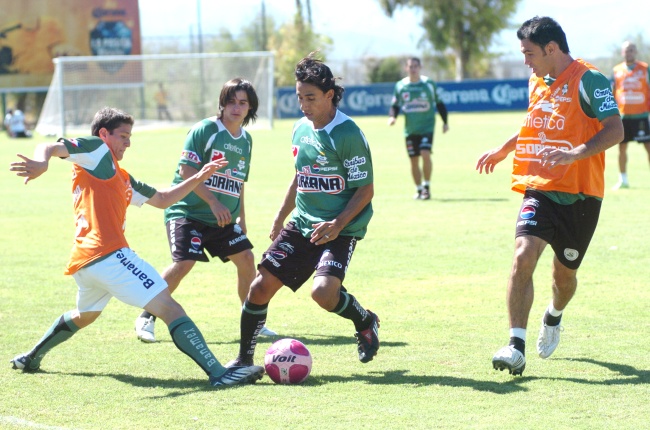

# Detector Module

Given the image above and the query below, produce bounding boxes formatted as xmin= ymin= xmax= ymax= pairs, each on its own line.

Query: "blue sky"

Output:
xmin=139 ymin=0 xmax=649 ymax=61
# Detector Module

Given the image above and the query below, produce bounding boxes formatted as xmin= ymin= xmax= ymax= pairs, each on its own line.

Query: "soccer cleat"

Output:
xmin=413 ymin=189 xmax=423 ymax=200
xmin=420 ymin=186 xmax=431 ymax=200
xmin=355 ymin=310 xmax=380 ymax=363
xmin=209 ymin=365 xmax=264 ymax=387
xmin=135 ymin=315 xmax=156 ymax=343
xmin=492 ymin=345 xmax=526 ymax=375
xmin=612 ymin=181 xmax=629 ymax=190
xmin=10 ymin=353 xmax=39 ymax=372
xmin=537 ymin=322 xmax=564 ymax=359
xmin=258 ymin=326 xmax=278 ymax=337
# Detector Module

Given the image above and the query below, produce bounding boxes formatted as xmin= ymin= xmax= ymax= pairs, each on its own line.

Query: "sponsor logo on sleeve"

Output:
xmin=594 ymin=88 xmax=618 ymax=112
xmin=181 ymin=150 xmax=201 ymax=164
xmin=343 ymin=156 xmax=369 ymax=181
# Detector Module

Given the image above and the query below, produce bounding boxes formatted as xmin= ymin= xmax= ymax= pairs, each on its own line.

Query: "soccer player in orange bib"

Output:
xmin=476 ymin=17 xmax=623 ymax=375
xmin=9 ymin=107 xmax=264 ymax=387
xmin=611 ymin=41 xmax=650 ymax=189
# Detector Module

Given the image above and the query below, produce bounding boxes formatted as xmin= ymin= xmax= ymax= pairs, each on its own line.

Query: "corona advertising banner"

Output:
xmin=0 ymin=0 xmax=141 ymax=89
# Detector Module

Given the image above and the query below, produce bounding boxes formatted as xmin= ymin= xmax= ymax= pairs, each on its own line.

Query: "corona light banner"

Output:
xmin=0 ymin=0 xmax=141 ymax=89
xmin=276 ymin=79 xmax=530 ymax=118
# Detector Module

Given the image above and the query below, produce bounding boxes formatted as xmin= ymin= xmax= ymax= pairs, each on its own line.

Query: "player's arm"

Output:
xmin=270 ymin=175 xmax=298 ymax=240
xmin=176 ymin=163 xmax=232 ymax=227
xmin=146 ymin=159 xmax=228 ymax=209
xmin=9 ymin=141 xmax=70 ymax=184
xmin=540 ymin=115 xmax=623 ymax=168
xmin=436 ymin=102 xmax=449 ymax=133
xmin=476 ymin=133 xmax=519 ymax=174
xmin=237 ymin=184 xmax=247 ymax=234
xmin=387 ymin=104 xmax=400 ymax=125
xmin=387 ymin=86 xmax=400 ymax=125
xmin=540 ymin=71 xmax=623 ymax=168
xmin=311 ymin=183 xmax=373 ymax=244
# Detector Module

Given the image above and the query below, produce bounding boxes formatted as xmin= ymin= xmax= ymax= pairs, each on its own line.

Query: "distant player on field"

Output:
xmin=476 ymin=17 xmax=623 ymax=375
xmin=388 ymin=57 xmax=449 ymax=200
xmin=611 ymin=41 xmax=650 ymax=190
xmin=134 ymin=78 xmax=277 ymax=343
xmin=227 ymin=53 xmax=380 ymax=368
xmin=9 ymin=107 xmax=264 ymax=387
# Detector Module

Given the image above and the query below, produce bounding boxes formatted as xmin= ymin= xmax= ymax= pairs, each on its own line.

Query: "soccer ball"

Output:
xmin=264 ymin=338 xmax=312 ymax=384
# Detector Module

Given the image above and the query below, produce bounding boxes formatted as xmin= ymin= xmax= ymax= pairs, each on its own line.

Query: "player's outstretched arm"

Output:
xmin=147 ymin=159 xmax=227 ymax=209
xmin=9 ymin=142 xmax=70 ymax=184
xmin=476 ymin=133 xmax=519 ymax=174
xmin=177 ymin=163 xmax=232 ymax=227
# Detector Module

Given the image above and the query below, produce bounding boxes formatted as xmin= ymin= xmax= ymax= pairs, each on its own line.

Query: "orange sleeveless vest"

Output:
xmin=64 ymin=152 xmax=133 ymax=275
xmin=613 ymin=60 xmax=650 ymax=116
xmin=512 ymin=60 xmax=606 ymax=198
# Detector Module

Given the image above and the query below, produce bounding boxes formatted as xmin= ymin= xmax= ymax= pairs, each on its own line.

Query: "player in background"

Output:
xmin=227 ymin=53 xmax=380 ymax=368
xmin=476 ymin=17 xmax=623 ymax=375
xmin=134 ymin=78 xmax=277 ymax=343
xmin=9 ymin=107 xmax=264 ymax=387
xmin=611 ymin=41 xmax=650 ymax=189
xmin=388 ymin=57 xmax=449 ymax=200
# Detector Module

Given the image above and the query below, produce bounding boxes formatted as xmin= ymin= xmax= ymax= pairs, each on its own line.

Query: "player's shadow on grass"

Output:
xmin=44 ymin=370 xmax=251 ymax=398
xmin=552 ymin=358 xmax=650 ymax=385
xmin=312 ymin=370 xmax=531 ymax=394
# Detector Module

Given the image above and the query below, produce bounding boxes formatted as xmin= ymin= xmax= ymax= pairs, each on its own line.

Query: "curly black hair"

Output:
xmin=294 ymin=52 xmax=345 ymax=107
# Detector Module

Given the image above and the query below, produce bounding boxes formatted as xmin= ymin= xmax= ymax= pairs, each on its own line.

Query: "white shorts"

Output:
xmin=72 ymin=248 xmax=168 ymax=312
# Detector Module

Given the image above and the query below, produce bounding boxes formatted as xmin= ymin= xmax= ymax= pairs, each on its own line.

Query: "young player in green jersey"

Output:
xmin=134 ymin=78 xmax=277 ymax=343
xmin=388 ymin=57 xmax=449 ymax=200
xmin=227 ymin=53 xmax=380 ymax=368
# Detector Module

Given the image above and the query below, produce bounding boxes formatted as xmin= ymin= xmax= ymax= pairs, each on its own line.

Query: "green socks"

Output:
xmin=28 ymin=311 xmax=80 ymax=369
xmin=168 ymin=316 xmax=226 ymax=377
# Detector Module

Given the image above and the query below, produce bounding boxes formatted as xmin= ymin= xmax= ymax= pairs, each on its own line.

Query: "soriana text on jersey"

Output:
xmin=297 ymin=166 xmax=345 ymax=194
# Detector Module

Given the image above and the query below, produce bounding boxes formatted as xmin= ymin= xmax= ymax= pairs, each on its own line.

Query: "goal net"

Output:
xmin=36 ymin=52 xmax=275 ymax=137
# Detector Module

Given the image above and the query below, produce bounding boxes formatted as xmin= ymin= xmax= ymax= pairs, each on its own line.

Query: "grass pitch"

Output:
xmin=1 ymin=113 xmax=649 ymax=429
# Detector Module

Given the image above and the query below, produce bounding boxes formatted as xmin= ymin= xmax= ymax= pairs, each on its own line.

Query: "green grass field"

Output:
xmin=1 ymin=113 xmax=649 ymax=429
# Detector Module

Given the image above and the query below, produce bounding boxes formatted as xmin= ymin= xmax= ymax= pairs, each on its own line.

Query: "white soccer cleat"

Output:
xmin=135 ymin=315 xmax=156 ymax=343
xmin=611 ymin=181 xmax=629 ymax=190
xmin=258 ymin=326 xmax=278 ymax=337
xmin=537 ymin=322 xmax=563 ymax=359
xmin=492 ymin=345 xmax=526 ymax=375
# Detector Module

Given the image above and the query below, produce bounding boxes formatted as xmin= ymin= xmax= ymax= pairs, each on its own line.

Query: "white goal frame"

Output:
xmin=36 ymin=52 xmax=275 ymax=137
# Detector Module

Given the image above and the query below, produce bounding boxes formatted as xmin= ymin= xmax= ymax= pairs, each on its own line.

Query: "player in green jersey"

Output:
xmin=227 ymin=53 xmax=380 ymax=368
xmin=388 ymin=57 xmax=449 ymax=200
xmin=134 ymin=78 xmax=277 ymax=343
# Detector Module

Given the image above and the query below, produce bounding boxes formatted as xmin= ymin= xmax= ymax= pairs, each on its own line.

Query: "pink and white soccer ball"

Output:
xmin=264 ymin=338 xmax=312 ymax=384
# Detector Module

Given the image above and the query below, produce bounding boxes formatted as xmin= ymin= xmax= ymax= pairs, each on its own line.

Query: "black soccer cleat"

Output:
xmin=356 ymin=310 xmax=380 ymax=363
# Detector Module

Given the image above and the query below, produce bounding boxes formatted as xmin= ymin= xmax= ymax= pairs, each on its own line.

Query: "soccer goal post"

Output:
xmin=36 ymin=52 xmax=275 ymax=137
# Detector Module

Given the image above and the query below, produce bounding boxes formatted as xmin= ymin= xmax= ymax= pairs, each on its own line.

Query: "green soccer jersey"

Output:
xmin=391 ymin=75 xmax=442 ymax=136
xmin=291 ymin=110 xmax=373 ymax=239
xmin=164 ymin=117 xmax=252 ymax=227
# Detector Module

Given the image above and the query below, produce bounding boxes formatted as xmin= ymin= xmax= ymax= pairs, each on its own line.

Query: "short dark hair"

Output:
xmin=90 ymin=107 xmax=134 ymax=136
xmin=517 ymin=16 xmax=570 ymax=54
xmin=218 ymin=78 xmax=259 ymax=127
xmin=295 ymin=52 xmax=345 ymax=107
xmin=407 ymin=57 xmax=421 ymax=66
